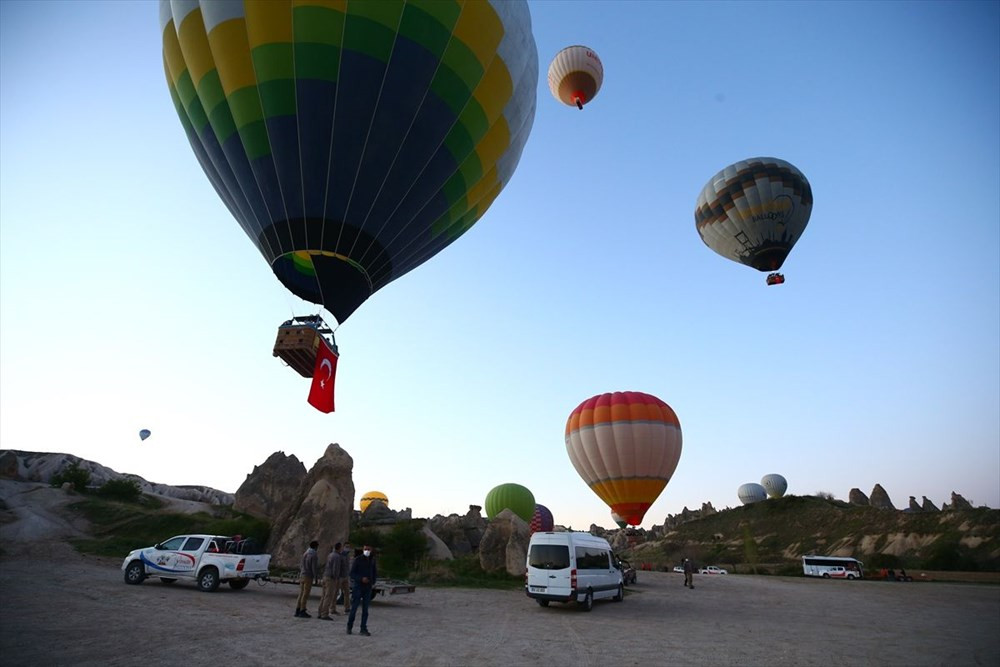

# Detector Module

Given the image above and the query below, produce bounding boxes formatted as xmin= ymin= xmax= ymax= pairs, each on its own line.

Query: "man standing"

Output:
xmin=295 ymin=540 xmax=319 ymax=618
xmin=334 ymin=542 xmax=351 ymax=614
xmin=683 ymin=558 xmax=695 ymax=589
xmin=346 ymin=544 xmax=377 ymax=636
xmin=317 ymin=543 xmax=341 ymax=620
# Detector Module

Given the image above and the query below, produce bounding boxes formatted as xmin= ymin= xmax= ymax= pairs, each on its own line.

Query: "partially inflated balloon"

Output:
xmin=161 ymin=1 xmax=538 ymax=324
xmin=360 ymin=491 xmax=388 ymax=513
xmin=547 ymin=45 xmax=603 ymax=109
xmin=485 ymin=483 xmax=535 ymax=522
xmin=565 ymin=391 xmax=682 ymax=526
xmin=611 ymin=512 xmax=627 ymax=530
xmin=139 ymin=429 xmax=151 ymax=441
xmin=760 ymin=474 xmax=787 ymax=499
xmin=530 ymin=504 xmax=554 ymax=534
xmin=695 ymin=157 xmax=812 ymax=277
xmin=738 ymin=483 xmax=767 ymax=505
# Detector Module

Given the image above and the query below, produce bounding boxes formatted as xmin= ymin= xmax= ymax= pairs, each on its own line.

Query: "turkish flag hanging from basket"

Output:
xmin=307 ymin=341 xmax=338 ymax=413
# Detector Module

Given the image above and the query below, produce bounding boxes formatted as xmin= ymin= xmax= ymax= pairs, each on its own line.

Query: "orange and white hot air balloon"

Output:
xmin=565 ymin=391 xmax=682 ymax=526
xmin=548 ymin=45 xmax=603 ymax=110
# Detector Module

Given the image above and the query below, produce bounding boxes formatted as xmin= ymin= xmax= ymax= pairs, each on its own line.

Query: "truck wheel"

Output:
xmin=822 ymin=573 xmax=830 ymax=578
xmin=229 ymin=579 xmax=250 ymax=590
xmin=124 ymin=561 xmax=145 ymax=585
xmin=580 ymin=590 xmax=593 ymax=612
xmin=197 ymin=567 xmax=220 ymax=592
xmin=160 ymin=578 xmax=176 ymax=585
xmin=536 ymin=599 xmax=549 ymax=607
xmin=613 ymin=584 xmax=624 ymax=602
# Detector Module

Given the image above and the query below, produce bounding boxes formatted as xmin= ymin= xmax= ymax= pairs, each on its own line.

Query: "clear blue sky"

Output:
xmin=1 ymin=1 xmax=997 ymax=529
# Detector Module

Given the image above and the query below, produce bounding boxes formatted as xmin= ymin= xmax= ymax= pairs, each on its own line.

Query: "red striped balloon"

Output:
xmin=530 ymin=504 xmax=554 ymax=534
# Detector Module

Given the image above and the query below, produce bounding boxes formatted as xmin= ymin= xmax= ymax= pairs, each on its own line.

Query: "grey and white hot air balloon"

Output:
xmin=761 ymin=474 xmax=788 ymax=499
xmin=738 ymin=482 xmax=767 ymax=505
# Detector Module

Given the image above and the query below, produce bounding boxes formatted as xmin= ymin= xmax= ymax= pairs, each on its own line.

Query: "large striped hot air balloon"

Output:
xmin=695 ymin=157 xmax=812 ymax=286
xmin=485 ymin=483 xmax=535 ymax=522
xmin=160 ymin=1 xmax=538 ymax=325
xmin=565 ymin=391 xmax=682 ymax=527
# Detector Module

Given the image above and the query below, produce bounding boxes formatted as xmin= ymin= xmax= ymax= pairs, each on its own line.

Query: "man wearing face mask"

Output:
xmin=346 ymin=545 xmax=377 ymax=636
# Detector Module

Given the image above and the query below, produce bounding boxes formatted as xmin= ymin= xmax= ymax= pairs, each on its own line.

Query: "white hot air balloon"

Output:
xmin=738 ymin=483 xmax=767 ymax=505
xmin=761 ymin=473 xmax=788 ymax=499
xmin=548 ymin=45 xmax=603 ymax=110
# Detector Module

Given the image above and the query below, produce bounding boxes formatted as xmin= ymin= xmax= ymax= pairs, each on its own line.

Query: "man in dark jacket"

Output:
xmin=346 ymin=544 xmax=377 ymax=636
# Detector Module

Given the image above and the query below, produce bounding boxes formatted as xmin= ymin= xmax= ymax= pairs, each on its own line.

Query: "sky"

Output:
xmin=1 ymin=0 xmax=998 ymax=531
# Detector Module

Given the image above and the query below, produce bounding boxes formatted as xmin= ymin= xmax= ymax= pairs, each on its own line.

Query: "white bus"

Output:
xmin=801 ymin=555 xmax=864 ymax=579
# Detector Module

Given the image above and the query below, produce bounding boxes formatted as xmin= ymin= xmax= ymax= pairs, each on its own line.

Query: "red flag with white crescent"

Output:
xmin=307 ymin=341 xmax=338 ymax=413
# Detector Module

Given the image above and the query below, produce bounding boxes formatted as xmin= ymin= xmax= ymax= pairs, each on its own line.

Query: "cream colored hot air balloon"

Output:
xmin=565 ymin=391 xmax=682 ymax=526
xmin=695 ymin=157 xmax=812 ymax=286
xmin=738 ymin=483 xmax=767 ymax=505
xmin=761 ymin=473 xmax=788 ymax=498
xmin=548 ymin=45 xmax=603 ymax=109
xmin=360 ymin=491 xmax=388 ymax=513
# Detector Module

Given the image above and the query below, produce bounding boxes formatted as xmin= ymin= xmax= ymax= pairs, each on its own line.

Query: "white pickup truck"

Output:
xmin=122 ymin=534 xmax=271 ymax=592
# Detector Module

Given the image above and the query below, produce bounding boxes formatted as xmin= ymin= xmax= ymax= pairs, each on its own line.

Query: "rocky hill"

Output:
xmin=0 ymin=450 xmax=233 ymax=506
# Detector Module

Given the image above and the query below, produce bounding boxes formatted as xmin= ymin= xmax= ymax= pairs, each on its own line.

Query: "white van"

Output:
xmin=525 ymin=532 xmax=624 ymax=611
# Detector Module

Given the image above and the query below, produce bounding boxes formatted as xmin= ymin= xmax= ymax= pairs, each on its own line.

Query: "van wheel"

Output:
xmin=580 ymin=590 xmax=593 ymax=612
xmin=613 ymin=584 xmax=624 ymax=602
xmin=536 ymin=599 xmax=549 ymax=607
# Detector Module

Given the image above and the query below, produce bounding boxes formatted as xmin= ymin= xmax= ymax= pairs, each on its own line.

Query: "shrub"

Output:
xmin=50 ymin=462 xmax=90 ymax=493
xmin=96 ymin=479 xmax=142 ymax=502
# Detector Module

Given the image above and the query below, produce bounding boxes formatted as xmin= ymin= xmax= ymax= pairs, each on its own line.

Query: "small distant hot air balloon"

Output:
xmin=738 ymin=483 xmax=768 ymax=505
xmin=565 ymin=391 xmax=682 ymax=526
xmin=485 ymin=483 xmax=535 ymax=522
xmin=139 ymin=429 xmax=151 ymax=441
xmin=360 ymin=491 xmax=388 ymax=513
xmin=548 ymin=45 xmax=603 ymax=110
xmin=611 ymin=512 xmax=627 ymax=530
xmin=530 ymin=504 xmax=554 ymax=534
xmin=761 ymin=474 xmax=788 ymax=499
xmin=695 ymin=157 xmax=813 ymax=286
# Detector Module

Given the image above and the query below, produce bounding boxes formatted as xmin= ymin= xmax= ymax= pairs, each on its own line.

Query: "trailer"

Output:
xmin=271 ymin=571 xmax=416 ymax=599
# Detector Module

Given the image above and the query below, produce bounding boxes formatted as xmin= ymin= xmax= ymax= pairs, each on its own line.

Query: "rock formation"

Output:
xmin=921 ymin=496 xmax=940 ymax=512
xmin=478 ymin=508 xmax=529 ymax=576
xmin=358 ymin=500 xmax=412 ymax=526
xmin=869 ymin=484 xmax=896 ymax=510
xmin=944 ymin=492 xmax=973 ymax=511
xmin=0 ymin=450 xmax=233 ymax=504
xmin=908 ymin=496 xmax=922 ymax=512
xmin=426 ymin=506 xmax=487 ymax=556
xmin=234 ymin=452 xmax=306 ymax=520
xmin=267 ymin=443 xmax=355 ymax=569
xmin=0 ymin=450 xmax=18 ymax=478
xmin=421 ymin=524 xmax=453 ymax=560
xmin=849 ymin=488 xmax=870 ymax=506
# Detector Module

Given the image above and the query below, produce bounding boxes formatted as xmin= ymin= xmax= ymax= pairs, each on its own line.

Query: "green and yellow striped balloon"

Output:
xmin=161 ymin=1 xmax=538 ymax=324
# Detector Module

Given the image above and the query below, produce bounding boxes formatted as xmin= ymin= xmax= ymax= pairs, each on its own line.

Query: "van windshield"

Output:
xmin=528 ymin=545 xmax=570 ymax=570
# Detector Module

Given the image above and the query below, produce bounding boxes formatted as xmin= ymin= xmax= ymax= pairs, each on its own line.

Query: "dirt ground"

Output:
xmin=1 ymin=481 xmax=998 ymax=666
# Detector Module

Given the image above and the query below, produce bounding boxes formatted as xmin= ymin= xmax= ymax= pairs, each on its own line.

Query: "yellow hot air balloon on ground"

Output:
xmin=360 ymin=491 xmax=388 ymax=513
xmin=565 ymin=391 xmax=682 ymax=526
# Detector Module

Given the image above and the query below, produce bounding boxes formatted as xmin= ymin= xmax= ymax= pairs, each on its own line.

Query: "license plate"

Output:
xmin=530 ymin=586 xmax=544 ymax=592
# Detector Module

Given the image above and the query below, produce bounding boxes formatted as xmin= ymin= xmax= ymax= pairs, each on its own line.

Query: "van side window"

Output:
xmin=575 ymin=547 xmax=611 ymax=570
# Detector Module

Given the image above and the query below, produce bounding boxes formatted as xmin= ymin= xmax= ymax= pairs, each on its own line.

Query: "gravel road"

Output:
xmin=2 ymin=481 xmax=998 ymax=666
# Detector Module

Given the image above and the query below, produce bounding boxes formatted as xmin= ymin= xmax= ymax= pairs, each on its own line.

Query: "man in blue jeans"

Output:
xmin=347 ymin=545 xmax=377 ymax=636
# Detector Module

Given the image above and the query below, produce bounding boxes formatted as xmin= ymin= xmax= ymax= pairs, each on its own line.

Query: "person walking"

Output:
xmin=346 ymin=544 xmax=377 ymax=636
xmin=317 ymin=543 xmax=340 ymax=620
xmin=295 ymin=540 xmax=319 ymax=618
xmin=334 ymin=542 xmax=351 ymax=614
xmin=683 ymin=558 xmax=695 ymax=589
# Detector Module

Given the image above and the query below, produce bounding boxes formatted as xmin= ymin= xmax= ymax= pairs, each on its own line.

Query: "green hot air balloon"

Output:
xmin=160 ymin=0 xmax=538 ymax=325
xmin=485 ymin=483 xmax=535 ymax=522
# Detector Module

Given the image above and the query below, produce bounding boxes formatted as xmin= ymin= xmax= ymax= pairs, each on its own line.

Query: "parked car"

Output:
xmin=122 ymin=534 xmax=271 ymax=592
xmin=698 ymin=565 xmax=728 ymax=575
xmin=672 ymin=565 xmax=685 ymax=574
xmin=525 ymin=531 xmax=625 ymax=611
